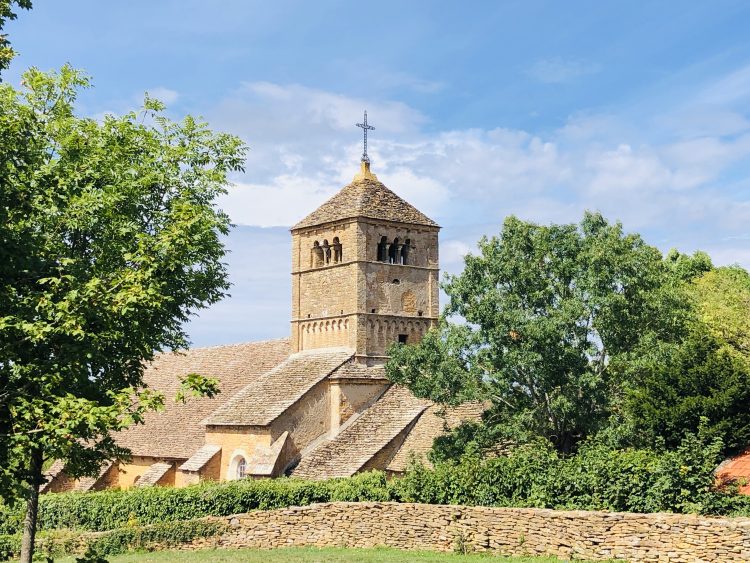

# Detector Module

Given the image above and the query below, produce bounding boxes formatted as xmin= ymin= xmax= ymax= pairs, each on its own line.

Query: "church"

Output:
xmin=42 ymin=148 xmax=482 ymax=492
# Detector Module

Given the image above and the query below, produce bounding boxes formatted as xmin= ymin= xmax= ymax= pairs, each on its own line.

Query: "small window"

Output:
xmin=312 ymin=241 xmax=324 ymax=267
xmin=377 ymin=236 xmax=388 ymax=262
xmin=402 ymin=239 xmax=411 ymax=265
xmin=392 ymin=279 xmax=400 ymax=285
xmin=236 ymin=458 xmax=247 ymax=480
xmin=333 ymin=237 xmax=343 ymax=263
xmin=398 ymin=334 xmax=408 ymax=344
xmin=371 ymin=308 xmax=376 ymax=313
xmin=417 ymin=310 xmax=423 ymax=317
xmin=388 ymin=238 xmax=400 ymax=264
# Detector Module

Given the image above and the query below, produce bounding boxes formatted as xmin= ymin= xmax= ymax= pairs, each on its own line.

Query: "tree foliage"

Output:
xmin=623 ymin=267 xmax=750 ymax=455
xmin=387 ymin=212 xmax=683 ymax=453
xmin=0 ymin=65 xmax=245 ymax=505
xmin=0 ymin=0 xmax=31 ymax=75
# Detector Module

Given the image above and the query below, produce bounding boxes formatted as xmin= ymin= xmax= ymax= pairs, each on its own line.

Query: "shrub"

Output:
xmin=0 ymin=519 xmax=227 ymax=561
xmin=392 ymin=433 xmax=750 ymax=516
xmin=0 ymin=471 xmax=393 ymax=535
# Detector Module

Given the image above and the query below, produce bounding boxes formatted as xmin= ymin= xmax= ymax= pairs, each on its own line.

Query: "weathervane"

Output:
xmin=356 ymin=110 xmax=375 ymax=164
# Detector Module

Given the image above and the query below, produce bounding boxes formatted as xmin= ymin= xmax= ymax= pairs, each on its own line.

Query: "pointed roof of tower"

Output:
xmin=292 ymin=162 xmax=439 ymax=230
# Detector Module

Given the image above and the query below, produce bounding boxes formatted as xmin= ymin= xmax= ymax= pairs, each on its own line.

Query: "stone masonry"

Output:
xmin=185 ymin=502 xmax=750 ymax=562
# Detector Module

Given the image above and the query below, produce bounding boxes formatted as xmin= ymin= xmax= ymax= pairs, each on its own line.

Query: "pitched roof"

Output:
xmin=292 ymin=164 xmax=439 ymax=230
xmin=292 ymin=385 xmax=430 ymax=480
xmin=179 ymin=444 xmax=222 ymax=473
xmin=136 ymin=462 xmax=173 ymax=487
xmin=74 ymin=461 xmax=114 ymax=492
xmin=386 ymin=402 xmax=486 ymax=473
xmin=717 ymin=447 xmax=750 ymax=495
xmin=329 ymin=362 xmax=388 ymax=381
xmin=114 ymin=338 xmax=290 ymax=459
xmin=203 ymin=347 xmax=353 ymax=426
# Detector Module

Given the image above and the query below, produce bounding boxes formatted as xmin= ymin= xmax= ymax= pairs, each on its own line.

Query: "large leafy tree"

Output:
xmin=623 ymin=266 xmax=750 ymax=455
xmin=0 ymin=66 xmax=245 ymax=561
xmin=387 ymin=213 xmax=685 ymax=454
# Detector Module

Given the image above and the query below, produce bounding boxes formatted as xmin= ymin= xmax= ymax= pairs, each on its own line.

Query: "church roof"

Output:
xmin=386 ymin=402 xmax=486 ymax=473
xmin=292 ymin=163 xmax=439 ymax=230
xmin=114 ymin=338 xmax=290 ymax=459
xmin=291 ymin=385 xmax=430 ymax=480
xmin=203 ymin=347 xmax=353 ymax=426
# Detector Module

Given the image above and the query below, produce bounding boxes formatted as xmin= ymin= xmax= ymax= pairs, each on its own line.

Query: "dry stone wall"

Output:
xmin=190 ymin=502 xmax=750 ymax=562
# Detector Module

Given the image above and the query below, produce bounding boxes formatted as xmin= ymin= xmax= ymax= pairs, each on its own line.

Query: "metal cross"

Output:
xmin=356 ymin=110 xmax=375 ymax=163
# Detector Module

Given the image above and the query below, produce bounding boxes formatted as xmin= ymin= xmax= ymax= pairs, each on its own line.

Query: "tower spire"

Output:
xmin=356 ymin=110 xmax=375 ymax=164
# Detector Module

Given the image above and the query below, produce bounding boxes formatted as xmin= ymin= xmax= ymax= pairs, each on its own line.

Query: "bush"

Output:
xmin=392 ymin=433 xmax=750 ymax=516
xmin=0 ymin=471 xmax=393 ymax=535
xmin=0 ymin=519 xmax=227 ymax=561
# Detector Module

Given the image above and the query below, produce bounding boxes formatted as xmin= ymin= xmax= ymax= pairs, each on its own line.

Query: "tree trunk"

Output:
xmin=19 ymin=447 xmax=43 ymax=563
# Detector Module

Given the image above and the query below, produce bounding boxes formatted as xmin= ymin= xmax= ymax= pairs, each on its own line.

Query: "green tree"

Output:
xmin=387 ymin=213 xmax=684 ymax=454
xmin=0 ymin=66 xmax=245 ymax=561
xmin=623 ymin=266 xmax=750 ymax=455
xmin=0 ymin=0 xmax=31 ymax=75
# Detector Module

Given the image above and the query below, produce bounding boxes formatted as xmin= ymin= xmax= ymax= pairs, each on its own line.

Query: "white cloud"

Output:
xmin=200 ymin=79 xmax=750 ymax=271
xmin=145 ymin=87 xmax=179 ymax=105
xmin=527 ymin=57 xmax=601 ymax=84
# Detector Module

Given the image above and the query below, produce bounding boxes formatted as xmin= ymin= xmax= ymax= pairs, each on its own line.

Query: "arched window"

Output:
xmin=236 ymin=458 xmax=247 ymax=480
xmin=388 ymin=238 xmax=400 ymax=264
xmin=333 ymin=237 xmax=343 ymax=263
xmin=312 ymin=241 xmax=324 ymax=268
xmin=377 ymin=236 xmax=388 ymax=262
xmin=401 ymin=239 xmax=411 ymax=265
xmin=322 ymin=239 xmax=331 ymax=265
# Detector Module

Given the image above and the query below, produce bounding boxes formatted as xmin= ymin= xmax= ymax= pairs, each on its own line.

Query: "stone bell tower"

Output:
xmin=290 ymin=159 xmax=440 ymax=362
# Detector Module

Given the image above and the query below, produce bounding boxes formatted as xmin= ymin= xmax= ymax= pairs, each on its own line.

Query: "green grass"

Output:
xmin=57 ymin=546 xmax=576 ymax=562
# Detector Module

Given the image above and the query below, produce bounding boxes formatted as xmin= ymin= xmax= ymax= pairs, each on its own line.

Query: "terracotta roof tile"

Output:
xmin=114 ymin=339 xmax=290 ymax=459
xmin=292 ymin=173 xmax=438 ymax=231
xmin=203 ymin=348 xmax=353 ymax=426
xmin=292 ymin=385 xmax=430 ymax=480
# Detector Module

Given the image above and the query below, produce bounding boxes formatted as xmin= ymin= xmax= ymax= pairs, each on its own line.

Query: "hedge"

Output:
xmin=0 ymin=471 xmax=391 ymax=535
xmin=2 ymin=433 xmax=749 ymax=539
xmin=0 ymin=519 xmax=227 ymax=561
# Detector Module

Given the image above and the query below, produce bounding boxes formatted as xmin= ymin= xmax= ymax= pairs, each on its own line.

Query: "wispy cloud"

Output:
xmin=144 ymin=87 xmax=179 ymax=105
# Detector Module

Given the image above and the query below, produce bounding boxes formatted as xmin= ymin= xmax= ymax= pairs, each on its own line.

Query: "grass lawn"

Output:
xmin=57 ymin=546 xmax=576 ymax=562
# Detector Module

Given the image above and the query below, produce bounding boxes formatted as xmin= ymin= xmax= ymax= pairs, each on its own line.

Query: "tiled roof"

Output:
xmin=717 ymin=448 xmax=750 ymax=494
xmin=292 ymin=385 xmax=430 ymax=480
xmin=292 ymin=168 xmax=438 ymax=230
xmin=247 ymin=431 xmax=290 ymax=477
xmin=386 ymin=402 xmax=486 ymax=473
xmin=179 ymin=444 xmax=222 ymax=473
xmin=136 ymin=462 xmax=173 ymax=487
xmin=114 ymin=339 xmax=290 ymax=459
xmin=203 ymin=348 xmax=353 ymax=426
xmin=40 ymin=460 xmax=67 ymax=494
xmin=74 ymin=461 xmax=114 ymax=492
xmin=329 ymin=362 xmax=388 ymax=380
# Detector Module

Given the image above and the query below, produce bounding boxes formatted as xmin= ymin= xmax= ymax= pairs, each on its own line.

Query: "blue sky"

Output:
xmin=8 ymin=1 xmax=750 ymax=346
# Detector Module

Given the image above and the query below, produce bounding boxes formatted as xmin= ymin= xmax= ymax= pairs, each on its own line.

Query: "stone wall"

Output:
xmin=191 ymin=502 xmax=750 ymax=562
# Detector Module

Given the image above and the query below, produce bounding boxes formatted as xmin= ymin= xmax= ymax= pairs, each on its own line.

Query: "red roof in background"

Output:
xmin=717 ymin=448 xmax=750 ymax=494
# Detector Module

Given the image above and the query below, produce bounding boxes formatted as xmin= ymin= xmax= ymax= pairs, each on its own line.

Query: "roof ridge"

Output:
xmin=157 ymin=338 xmax=290 ymax=356
xmin=202 ymin=349 xmax=354 ymax=426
